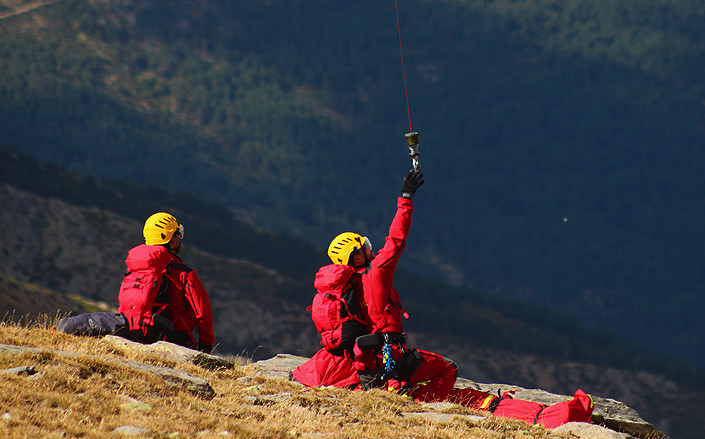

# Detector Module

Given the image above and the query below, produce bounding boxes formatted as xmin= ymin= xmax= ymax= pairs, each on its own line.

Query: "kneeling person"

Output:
xmin=293 ymin=170 xmax=457 ymax=401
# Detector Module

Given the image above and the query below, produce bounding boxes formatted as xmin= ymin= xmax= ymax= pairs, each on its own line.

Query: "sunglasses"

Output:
xmin=363 ymin=236 xmax=372 ymax=251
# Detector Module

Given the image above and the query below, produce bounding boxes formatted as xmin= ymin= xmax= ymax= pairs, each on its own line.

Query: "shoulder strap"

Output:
xmin=169 ymin=262 xmax=193 ymax=273
xmin=160 ymin=262 xmax=197 ymax=346
xmin=162 ymin=262 xmax=192 ymax=290
xmin=339 ymin=283 xmax=371 ymax=327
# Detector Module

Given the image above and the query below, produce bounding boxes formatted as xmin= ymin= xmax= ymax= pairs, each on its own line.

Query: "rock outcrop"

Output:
xmin=249 ymin=353 xmax=661 ymax=439
xmin=0 ymin=339 xmax=222 ymax=399
xmin=0 ymin=336 xmax=663 ymax=438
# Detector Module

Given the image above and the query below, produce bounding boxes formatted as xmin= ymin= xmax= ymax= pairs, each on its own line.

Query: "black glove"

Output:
xmin=401 ymin=170 xmax=425 ymax=199
xmin=198 ymin=342 xmax=213 ymax=354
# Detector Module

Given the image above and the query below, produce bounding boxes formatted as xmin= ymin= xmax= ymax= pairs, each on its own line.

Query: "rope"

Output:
xmin=394 ymin=0 xmax=413 ymax=133
xmin=381 ymin=343 xmax=397 ymax=379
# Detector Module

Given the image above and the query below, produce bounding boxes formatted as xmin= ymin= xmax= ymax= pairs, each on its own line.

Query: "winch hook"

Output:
xmin=404 ymin=132 xmax=420 ymax=172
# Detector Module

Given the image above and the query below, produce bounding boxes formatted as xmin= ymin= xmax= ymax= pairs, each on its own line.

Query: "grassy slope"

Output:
xmin=0 ymin=321 xmax=563 ymax=439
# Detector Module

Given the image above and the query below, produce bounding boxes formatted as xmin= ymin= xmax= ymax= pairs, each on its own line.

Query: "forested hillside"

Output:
xmin=2 ymin=0 xmax=705 ymax=371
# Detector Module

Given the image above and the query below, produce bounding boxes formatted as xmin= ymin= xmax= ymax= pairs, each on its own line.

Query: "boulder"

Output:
xmin=0 ymin=342 xmax=216 ymax=398
xmin=100 ymin=335 xmax=234 ymax=370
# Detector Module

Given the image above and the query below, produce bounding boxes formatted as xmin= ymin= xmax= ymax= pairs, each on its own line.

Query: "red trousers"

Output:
xmin=385 ymin=348 xmax=458 ymax=402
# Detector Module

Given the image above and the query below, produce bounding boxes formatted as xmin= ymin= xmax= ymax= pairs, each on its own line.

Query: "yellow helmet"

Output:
xmin=143 ymin=212 xmax=183 ymax=245
xmin=328 ymin=232 xmax=369 ymax=265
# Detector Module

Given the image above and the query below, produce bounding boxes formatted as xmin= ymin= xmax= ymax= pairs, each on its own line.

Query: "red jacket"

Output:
xmin=119 ymin=244 xmax=215 ymax=346
xmin=357 ymin=196 xmax=413 ymax=334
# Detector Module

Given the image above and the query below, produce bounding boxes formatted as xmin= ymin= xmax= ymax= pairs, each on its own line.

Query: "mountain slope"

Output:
xmin=2 ymin=146 xmax=691 ymax=378
xmin=2 ymin=150 xmax=704 ymax=437
xmin=1 ymin=0 xmax=705 ymax=371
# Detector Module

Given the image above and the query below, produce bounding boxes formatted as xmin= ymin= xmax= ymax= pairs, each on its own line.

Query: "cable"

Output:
xmin=394 ymin=0 xmax=413 ymax=133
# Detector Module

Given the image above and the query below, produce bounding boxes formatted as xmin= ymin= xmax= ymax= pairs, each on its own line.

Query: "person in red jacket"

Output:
xmin=118 ymin=212 xmax=215 ymax=353
xmin=293 ymin=171 xmax=457 ymax=402
xmin=346 ymin=170 xmax=457 ymax=402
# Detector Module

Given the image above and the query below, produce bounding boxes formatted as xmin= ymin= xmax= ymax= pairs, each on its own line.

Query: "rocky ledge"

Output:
xmin=1 ymin=337 xmax=661 ymax=439
xmin=253 ymin=353 xmax=661 ymax=439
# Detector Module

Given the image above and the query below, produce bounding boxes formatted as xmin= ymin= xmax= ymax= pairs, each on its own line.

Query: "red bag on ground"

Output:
xmin=447 ymin=388 xmax=593 ymax=428
xmin=493 ymin=397 xmax=545 ymax=424
xmin=537 ymin=389 xmax=593 ymax=428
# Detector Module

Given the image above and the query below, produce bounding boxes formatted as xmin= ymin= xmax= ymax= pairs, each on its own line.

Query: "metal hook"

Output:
xmin=404 ymin=132 xmax=420 ymax=172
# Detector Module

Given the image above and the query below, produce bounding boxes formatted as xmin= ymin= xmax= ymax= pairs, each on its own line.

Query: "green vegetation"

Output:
xmin=1 ymin=0 xmax=705 ymax=373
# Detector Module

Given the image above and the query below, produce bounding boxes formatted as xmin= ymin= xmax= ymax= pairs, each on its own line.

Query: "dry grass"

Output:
xmin=0 ymin=317 xmax=570 ymax=439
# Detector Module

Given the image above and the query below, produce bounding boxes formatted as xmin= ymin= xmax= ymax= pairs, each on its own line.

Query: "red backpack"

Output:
xmin=118 ymin=259 xmax=181 ymax=336
xmin=309 ymin=265 xmax=371 ymax=357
